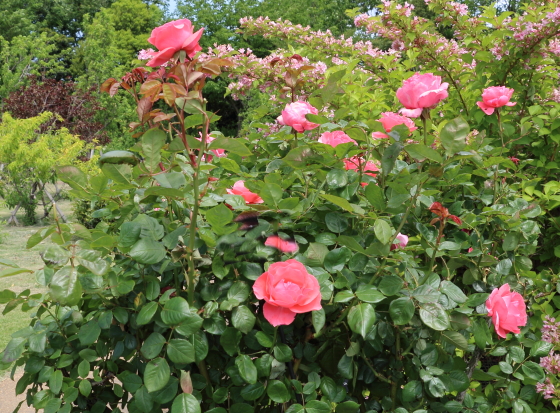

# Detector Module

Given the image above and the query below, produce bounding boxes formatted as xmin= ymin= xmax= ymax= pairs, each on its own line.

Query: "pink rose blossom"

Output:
xmin=226 ymin=181 xmax=264 ymax=204
xmin=374 ymin=112 xmax=418 ymax=139
xmin=476 ymin=86 xmax=516 ymax=115
xmin=391 ymin=233 xmax=409 ymax=250
xmin=196 ymin=133 xmax=225 ymax=161
xmin=146 ymin=19 xmax=203 ymax=67
xmin=318 ymin=131 xmax=357 ymax=147
xmin=265 ymin=236 xmax=298 ymax=253
xmin=280 ymin=101 xmax=320 ymax=133
xmin=486 ymin=284 xmax=527 ymax=338
xmin=396 ymin=73 xmax=449 ymax=118
xmin=253 ymin=259 xmax=322 ymax=326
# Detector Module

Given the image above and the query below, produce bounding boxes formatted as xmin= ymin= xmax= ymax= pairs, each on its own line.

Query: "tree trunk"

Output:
xmin=7 ymin=204 xmax=21 ymax=226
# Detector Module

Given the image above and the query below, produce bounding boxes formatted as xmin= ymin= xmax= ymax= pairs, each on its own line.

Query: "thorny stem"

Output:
xmin=185 ymin=104 xmax=210 ymax=305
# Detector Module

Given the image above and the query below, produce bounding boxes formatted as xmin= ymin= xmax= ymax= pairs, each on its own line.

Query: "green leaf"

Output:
xmin=144 ymin=358 xmax=170 ymax=392
xmin=175 ymin=312 xmax=204 ymax=337
xmin=374 ymin=219 xmax=393 ymax=244
xmin=381 ymin=142 xmax=403 ymax=177
xmin=241 ymin=382 xmax=265 ymax=401
xmin=336 ymin=235 xmax=365 ymax=254
xmin=129 ymin=238 xmax=166 ymax=265
xmin=389 ymin=297 xmax=415 ymax=325
xmin=312 ymin=309 xmax=326 ymax=333
xmin=206 ymin=204 xmax=233 ymax=229
xmin=440 ymin=281 xmax=467 ymax=304
xmin=142 ymin=128 xmax=166 ymax=172
xmin=355 ymin=285 xmax=386 ymax=303
xmin=530 ymin=341 xmax=554 ymax=357
xmin=440 ymin=117 xmax=469 ymax=155
xmin=283 ymin=146 xmax=318 ymax=169
xmin=267 ymin=380 xmax=290 ymax=403
xmin=78 ymin=360 xmax=89 ymax=378
xmin=78 ymin=321 xmax=101 ymax=346
xmin=420 ymin=303 xmax=450 ymax=331
xmin=220 ymin=328 xmax=241 ymax=356
xmin=503 ymin=233 xmax=519 ymax=251
xmin=336 ymin=401 xmax=360 ymax=413
xmin=405 ymin=143 xmax=443 ymax=163
xmin=324 ymin=247 xmax=351 ymax=272
xmin=232 ymin=305 xmax=256 ymax=334
xmin=305 ymin=400 xmax=331 ymax=413
xmin=50 ymin=266 xmax=82 ymax=306
xmin=135 ymin=386 xmax=154 ymax=413
xmin=326 ymin=169 xmax=348 ymax=188
xmin=325 ymin=212 xmax=349 ymax=233
xmin=364 ymin=183 xmax=385 ymax=211
xmin=167 ymin=339 xmax=196 ymax=364
xmin=137 ymin=302 xmax=159 ymax=326
xmin=521 ymin=361 xmax=545 ymax=381
xmin=0 ymin=267 xmax=33 ymax=278
xmin=141 ymin=333 xmax=166 ymax=359
xmin=402 ymin=380 xmax=422 ymax=402
xmin=227 ymin=282 xmax=250 ymax=302
xmin=465 ymin=293 xmax=489 ymax=307
xmin=49 ymin=370 xmax=63 ymax=395
xmin=102 ymin=163 xmax=133 ymax=186
xmin=259 ymin=183 xmax=283 ymax=207
xmin=441 ymin=331 xmax=469 ymax=351
xmin=171 ymin=393 xmax=201 ymax=413
xmin=379 ymin=276 xmax=404 ymax=296
xmin=79 ymin=379 xmax=92 ymax=396
xmin=208 ymin=137 xmax=252 ymax=156
xmin=56 ymin=165 xmax=88 ymax=193
xmin=161 ymin=297 xmax=191 ymax=326
xmin=274 ymin=343 xmax=293 ymax=362
xmin=348 ymin=303 xmax=376 ymax=338
xmin=321 ymin=194 xmax=355 ymax=213
xmin=235 ymin=355 xmax=257 ymax=384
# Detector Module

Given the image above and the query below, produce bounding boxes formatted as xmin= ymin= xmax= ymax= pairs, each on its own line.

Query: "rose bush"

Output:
xmin=1 ymin=1 xmax=560 ymax=413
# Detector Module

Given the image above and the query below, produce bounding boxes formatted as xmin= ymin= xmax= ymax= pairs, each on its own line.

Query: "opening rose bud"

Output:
xmin=318 ymin=131 xmax=357 ymax=148
xmin=486 ymin=284 xmax=527 ymax=338
xmin=280 ymin=101 xmax=320 ymax=133
xmin=145 ymin=19 xmax=204 ymax=67
xmin=396 ymin=73 xmax=449 ymax=118
xmin=390 ymin=233 xmax=408 ymax=250
xmin=477 ymin=86 xmax=516 ymax=115
xmin=226 ymin=180 xmax=264 ymax=204
xmin=253 ymin=259 xmax=322 ymax=326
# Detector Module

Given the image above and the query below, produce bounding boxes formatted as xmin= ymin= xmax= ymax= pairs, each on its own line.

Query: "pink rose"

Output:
xmin=390 ymin=233 xmax=408 ymax=250
xmin=264 ymin=236 xmax=298 ymax=253
xmin=486 ymin=284 xmax=527 ymax=338
xmin=253 ymin=259 xmax=322 ymax=326
xmin=146 ymin=19 xmax=204 ymax=67
xmin=280 ymin=101 xmax=320 ymax=133
xmin=396 ymin=73 xmax=449 ymax=118
xmin=226 ymin=181 xmax=264 ymax=204
xmin=477 ymin=86 xmax=516 ymax=115
xmin=318 ymin=131 xmax=357 ymax=148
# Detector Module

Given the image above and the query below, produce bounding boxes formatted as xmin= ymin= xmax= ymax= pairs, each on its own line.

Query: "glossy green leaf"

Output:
xmin=348 ymin=303 xmax=376 ymax=338
xmin=144 ymin=358 xmax=170 ymax=392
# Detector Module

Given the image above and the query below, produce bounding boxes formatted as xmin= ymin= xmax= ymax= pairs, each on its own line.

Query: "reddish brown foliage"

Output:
xmin=3 ymin=76 xmax=109 ymax=145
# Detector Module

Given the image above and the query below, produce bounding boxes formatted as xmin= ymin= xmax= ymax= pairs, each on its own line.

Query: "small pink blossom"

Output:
xmin=318 ymin=131 xmax=357 ymax=147
xmin=374 ymin=112 xmax=418 ymax=138
xmin=477 ymin=86 xmax=516 ymax=115
xmin=343 ymin=157 xmax=379 ymax=186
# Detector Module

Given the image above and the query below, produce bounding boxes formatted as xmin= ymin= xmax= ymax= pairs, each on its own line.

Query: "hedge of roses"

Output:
xmin=1 ymin=1 xmax=560 ymax=413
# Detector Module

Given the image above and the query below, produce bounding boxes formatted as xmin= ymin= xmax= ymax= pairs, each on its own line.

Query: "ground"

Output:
xmin=0 ymin=194 xmax=74 ymax=412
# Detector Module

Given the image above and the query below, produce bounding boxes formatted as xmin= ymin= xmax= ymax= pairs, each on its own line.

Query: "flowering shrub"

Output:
xmin=1 ymin=2 xmax=560 ymax=413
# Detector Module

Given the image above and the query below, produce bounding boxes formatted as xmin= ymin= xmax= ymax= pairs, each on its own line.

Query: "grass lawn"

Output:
xmin=0 ymin=194 xmax=74 ymax=378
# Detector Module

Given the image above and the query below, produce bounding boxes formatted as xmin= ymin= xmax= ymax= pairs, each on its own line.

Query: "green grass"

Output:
xmin=0 ymin=195 xmax=75 ymax=371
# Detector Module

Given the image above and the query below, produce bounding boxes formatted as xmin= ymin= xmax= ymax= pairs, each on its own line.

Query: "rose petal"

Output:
xmin=263 ymin=302 xmax=297 ymax=326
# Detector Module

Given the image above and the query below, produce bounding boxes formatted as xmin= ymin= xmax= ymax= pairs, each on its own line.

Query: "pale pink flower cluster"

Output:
xmin=540 ymin=353 xmax=560 ymax=375
xmin=241 ymin=16 xmax=401 ymax=72
xmin=551 ymin=88 xmax=560 ymax=103
xmin=536 ymin=378 xmax=557 ymax=400
xmin=542 ymin=315 xmax=560 ymax=344
xmin=138 ymin=49 xmax=156 ymax=60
